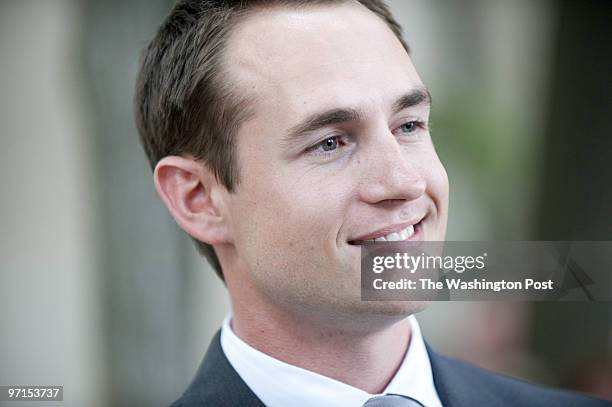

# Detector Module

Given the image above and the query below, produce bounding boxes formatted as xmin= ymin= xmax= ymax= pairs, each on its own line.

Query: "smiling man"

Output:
xmin=135 ymin=1 xmax=610 ymax=406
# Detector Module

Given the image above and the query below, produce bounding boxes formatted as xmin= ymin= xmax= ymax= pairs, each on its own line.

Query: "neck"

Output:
xmin=229 ymin=291 xmax=411 ymax=393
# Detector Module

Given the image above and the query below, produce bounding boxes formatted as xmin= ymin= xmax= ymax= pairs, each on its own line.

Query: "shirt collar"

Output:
xmin=221 ymin=314 xmax=442 ymax=407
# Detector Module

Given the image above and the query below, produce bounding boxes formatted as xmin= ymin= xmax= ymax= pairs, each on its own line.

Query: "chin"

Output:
xmin=327 ymin=299 xmax=429 ymax=331
xmin=363 ymin=300 xmax=429 ymax=317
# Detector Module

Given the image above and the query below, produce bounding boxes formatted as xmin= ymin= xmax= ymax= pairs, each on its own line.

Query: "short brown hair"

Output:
xmin=134 ymin=0 xmax=409 ymax=280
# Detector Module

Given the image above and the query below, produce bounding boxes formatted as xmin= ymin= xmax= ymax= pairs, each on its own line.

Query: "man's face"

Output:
xmin=222 ymin=3 xmax=449 ymax=324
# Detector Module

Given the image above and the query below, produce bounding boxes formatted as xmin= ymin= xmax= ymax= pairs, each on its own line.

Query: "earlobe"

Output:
xmin=153 ymin=156 xmax=231 ymax=245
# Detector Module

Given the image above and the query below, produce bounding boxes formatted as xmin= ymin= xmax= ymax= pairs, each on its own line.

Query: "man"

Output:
xmin=135 ymin=1 xmax=610 ymax=406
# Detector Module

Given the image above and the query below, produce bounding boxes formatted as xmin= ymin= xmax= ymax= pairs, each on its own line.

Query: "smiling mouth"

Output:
xmin=348 ymin=219 xmax=424 ymax=245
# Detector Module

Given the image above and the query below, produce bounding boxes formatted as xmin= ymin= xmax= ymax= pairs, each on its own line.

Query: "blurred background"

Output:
xmin=1 ymin=0 xmax=611 ymax=405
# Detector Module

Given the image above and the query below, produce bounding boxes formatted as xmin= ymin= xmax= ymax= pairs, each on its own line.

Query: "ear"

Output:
xmin=153 ymin=156 xmax=232 ymax=245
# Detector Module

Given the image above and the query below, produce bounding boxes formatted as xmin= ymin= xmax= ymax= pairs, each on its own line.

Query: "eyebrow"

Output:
xmin=283 ymin=88 xmax=432 ymax=145
xmin=392 ymin=88 xmax=432 ymax=115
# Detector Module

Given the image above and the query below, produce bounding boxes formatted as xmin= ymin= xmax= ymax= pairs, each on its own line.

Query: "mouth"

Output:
xmin=348 ymin=217 xmax=425 ymax=245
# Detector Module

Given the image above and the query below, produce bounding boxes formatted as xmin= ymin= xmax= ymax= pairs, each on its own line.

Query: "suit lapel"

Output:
xmin=426 ymin=343 xmax=503 ymax=407
xmin=184 ymin=330 xmax=265 ymax=406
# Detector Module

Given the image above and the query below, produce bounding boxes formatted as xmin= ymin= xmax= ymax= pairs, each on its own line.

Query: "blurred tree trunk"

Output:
xmin=532 ymin=0 xmax=612 ymax=395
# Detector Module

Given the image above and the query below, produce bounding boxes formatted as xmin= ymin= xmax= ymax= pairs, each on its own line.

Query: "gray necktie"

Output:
xmin=362 ymin=394 xmax=426 ymax=407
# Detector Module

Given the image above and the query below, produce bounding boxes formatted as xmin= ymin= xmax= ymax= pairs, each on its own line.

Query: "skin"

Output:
xmin=155 ymin=2 xmax=449 ymax=393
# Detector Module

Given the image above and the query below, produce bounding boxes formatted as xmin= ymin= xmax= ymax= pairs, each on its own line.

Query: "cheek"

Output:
xmin=407 ymin=144 xmax=449 ymax=206
xmin=231 ymin=167 xmax=347 ymax=269
xmin=429 ymin=158 xmax=449 ymax=206
xmin=424 ymin=154 xmax=450 ymax=235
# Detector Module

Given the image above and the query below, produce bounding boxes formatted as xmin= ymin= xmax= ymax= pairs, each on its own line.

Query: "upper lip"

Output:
xmin=348 ymin=216 xmax=425 ymax=243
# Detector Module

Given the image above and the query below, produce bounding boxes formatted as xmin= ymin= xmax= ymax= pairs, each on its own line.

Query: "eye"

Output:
xmin=397 ymin=120 xmax=422 ymax=134
xmin=307 ymin=135 xmax=345 ymax=155
xmin=320 ymin=136 xmax=338 ymax=151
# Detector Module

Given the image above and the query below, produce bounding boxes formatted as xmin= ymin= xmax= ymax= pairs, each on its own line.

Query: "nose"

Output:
xmin=357 ymin=130 xmax=426 ymax=205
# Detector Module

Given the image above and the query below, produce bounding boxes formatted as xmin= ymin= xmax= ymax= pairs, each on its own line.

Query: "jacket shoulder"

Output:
xmin=429 ymin=349 xmax=611 ymax=407
xmin=169 ymin=392 xmax=263 ymax=407
xmin=169 ymin=330 xmax=265 ymax=407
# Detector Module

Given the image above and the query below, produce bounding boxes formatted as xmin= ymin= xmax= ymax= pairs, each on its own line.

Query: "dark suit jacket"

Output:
xmin=171 ymin=330 xmax=611 ymax=407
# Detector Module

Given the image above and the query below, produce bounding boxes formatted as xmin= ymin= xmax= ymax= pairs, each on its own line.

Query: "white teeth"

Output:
xmin=399 ymin=225 xmax=414 ymax=240
xmin=386 ymin=232 xmax=401 ymax=241
xmin=356 ymin=224 xmax=416 ymax=244
xmin=379 ymin=225 xmax=415 ymax=242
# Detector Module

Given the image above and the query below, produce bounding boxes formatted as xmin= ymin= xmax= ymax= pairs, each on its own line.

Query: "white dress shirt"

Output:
xmin=221 ymin=314 xmax=443 ymax=407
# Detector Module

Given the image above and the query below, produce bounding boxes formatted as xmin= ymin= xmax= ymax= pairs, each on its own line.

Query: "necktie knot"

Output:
xmin=362 ymin=394 xmax=425 ymax=407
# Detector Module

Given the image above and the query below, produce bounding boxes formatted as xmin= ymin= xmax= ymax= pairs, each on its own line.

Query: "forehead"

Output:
xmin=224 ymin=2 xmax=423 ymax=125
